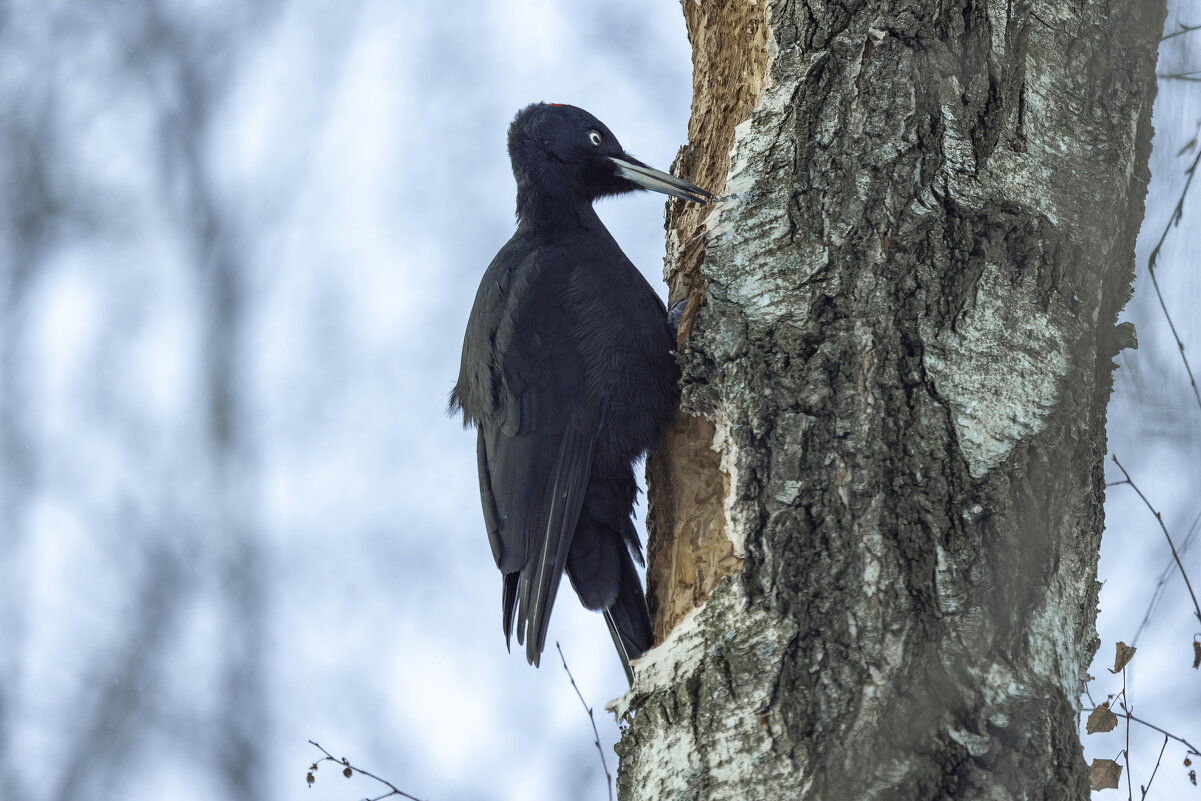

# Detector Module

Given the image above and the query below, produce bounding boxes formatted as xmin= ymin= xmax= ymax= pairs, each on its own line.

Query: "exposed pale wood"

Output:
xmin=645 ymin=0 xmax=772 ymax=644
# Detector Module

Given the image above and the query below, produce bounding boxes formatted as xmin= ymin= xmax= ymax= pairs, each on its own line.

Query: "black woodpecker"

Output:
xmin=449 ymin=103 xmax=710 ymax=683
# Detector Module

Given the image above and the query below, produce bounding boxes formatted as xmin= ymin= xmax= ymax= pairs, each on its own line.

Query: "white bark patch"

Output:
xmin=711 ymin=409 xmax=748 ymax=558
xmin=703 ymin=51 xmax=830 ymax=326
xmin=922 ymin=262 xmax=1070 ymax=478
xmin=611 ymin=578 xmax=801 ymax=801
xmin=1025 ymin=538 xmax=1096 ymax=702
xmin=609 ymin=604 xmax=706 ymax=721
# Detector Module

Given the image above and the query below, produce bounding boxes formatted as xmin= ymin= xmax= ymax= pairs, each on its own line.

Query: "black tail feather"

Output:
xmin=502 ymin=573 xmax=519 ymax=650
xmin=603 ymin=556 xmax=653 ymax=685
xmin=604 ymin=610 xmax=635 ymax=685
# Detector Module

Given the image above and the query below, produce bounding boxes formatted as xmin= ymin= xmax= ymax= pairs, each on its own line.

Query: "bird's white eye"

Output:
xmin=588 ymin=130 xmax=602 ymax=146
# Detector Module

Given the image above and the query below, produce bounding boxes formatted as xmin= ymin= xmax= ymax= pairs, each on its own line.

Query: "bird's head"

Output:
xmin=507 ymin=102 xmax=711 ymax=207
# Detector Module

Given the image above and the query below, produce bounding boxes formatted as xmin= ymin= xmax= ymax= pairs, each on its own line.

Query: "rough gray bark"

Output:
xmin=620 ymin=1 xmax=1164 ymax=799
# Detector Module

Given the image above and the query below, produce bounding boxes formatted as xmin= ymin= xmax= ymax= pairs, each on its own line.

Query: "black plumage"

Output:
xmin=449 ymin=103 xmax=710 ymax=682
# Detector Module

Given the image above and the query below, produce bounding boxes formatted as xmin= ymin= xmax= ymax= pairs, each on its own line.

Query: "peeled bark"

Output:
xmin=624 ymin=0 xmax=1164 ymax=799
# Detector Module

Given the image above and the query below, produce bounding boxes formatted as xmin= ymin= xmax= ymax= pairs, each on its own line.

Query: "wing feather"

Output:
xmin=463 ymin=247 xmax=597 ymax=663
xmin=517 ymin=417 xmax=594 ymax=665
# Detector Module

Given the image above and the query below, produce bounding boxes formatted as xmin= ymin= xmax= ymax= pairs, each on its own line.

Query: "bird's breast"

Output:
xmin=568 ymin=267 xmax=676 ymax=455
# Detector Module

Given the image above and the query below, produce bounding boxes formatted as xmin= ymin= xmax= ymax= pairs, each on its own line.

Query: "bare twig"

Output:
xmin=1133 ymin=508 xmax=1201 ymax=646
xmin=1162 ymin=23 xmax=1201 ymax=41
xmin=307 ymin=741 xmax=428 ymax=801
xmin=1145 ymin=123 xmax=1201 ymax=415
xmin=1140 ymin=735 xmax=1169 ymax=800
xmin=1122 ymin=674 xmax=1133 ymax=801
xmin=1110 ymin=457 xmax=1201 ymax=627
xmin=556 ymin=643 xmax=614 ymax=801
xmin=1087 ymin=708 xmax=1201 ymax=757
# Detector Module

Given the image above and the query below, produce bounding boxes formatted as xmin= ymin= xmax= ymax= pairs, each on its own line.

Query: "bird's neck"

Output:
xmin=514 ymin=189 xmax=604 ymax=234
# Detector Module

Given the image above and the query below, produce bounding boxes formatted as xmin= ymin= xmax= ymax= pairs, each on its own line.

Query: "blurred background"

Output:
xmin=0 ymin=1 xmax=1196 ymax=800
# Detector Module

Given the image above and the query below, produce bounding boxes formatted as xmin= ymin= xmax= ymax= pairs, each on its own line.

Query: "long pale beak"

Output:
xmin=610 ymin=157 xmax=712 ymax=205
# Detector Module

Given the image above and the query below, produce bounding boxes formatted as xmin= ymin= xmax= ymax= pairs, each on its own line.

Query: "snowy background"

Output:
xmin=0 ymin=2 xmax=1196 ymax=800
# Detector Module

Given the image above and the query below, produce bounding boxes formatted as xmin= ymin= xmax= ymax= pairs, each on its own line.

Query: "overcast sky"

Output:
xmin=2 ymin=2 xmax=1199 ymax=800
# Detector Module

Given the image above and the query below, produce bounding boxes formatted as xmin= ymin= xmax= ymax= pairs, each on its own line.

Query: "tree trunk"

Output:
xmin=622 ymin=1 xmax=1164 ymax=798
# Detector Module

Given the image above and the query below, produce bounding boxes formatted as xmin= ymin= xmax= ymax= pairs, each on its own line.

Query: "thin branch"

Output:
xmin=1110 ymin=456 xmax=1201 ymax=627
xmin=556 ymin=643 xmax=614 ymax=801
xmin=1132 ymin=507 xmax=1201 ymax=646
xmin=307 ymin=741 xmax=428 ymax=801
xmin=1086 ymin=708 xmax=1201 ymax=757
xmin=1158 ymin=73 xmax=1201 ymax=83
xmin=1162 ymin=23 xmax=1201 ymax=41
xmin=1144 ymin=122 xmax=1201 ymax=415
xmin=1139 ymin=735 xmax=1169 ymax=800
xmin=1122 ymin=674 xmax=1133 ymax=801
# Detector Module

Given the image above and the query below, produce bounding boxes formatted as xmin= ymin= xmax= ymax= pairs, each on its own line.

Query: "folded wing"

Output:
xmin=470 ymin=252 xmax=596 ymax=666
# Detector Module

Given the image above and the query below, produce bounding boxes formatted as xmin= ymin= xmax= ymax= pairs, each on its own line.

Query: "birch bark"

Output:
xmin=624 ymin=1 xmax=1164 ymax=798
